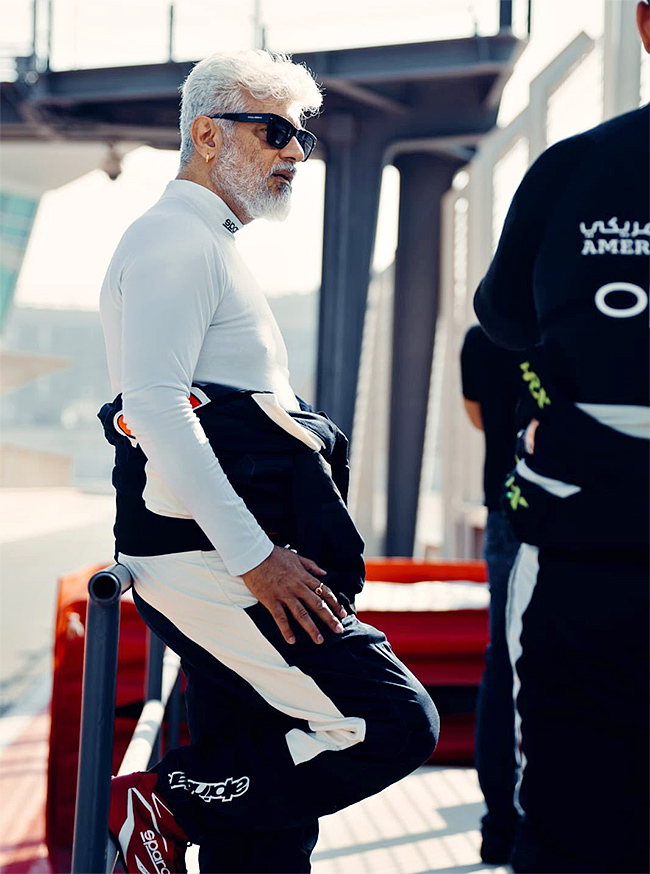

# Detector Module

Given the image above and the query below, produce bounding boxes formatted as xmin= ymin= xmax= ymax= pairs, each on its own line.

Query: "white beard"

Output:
xmin=214 ymin=139 xmax=292 ymax=222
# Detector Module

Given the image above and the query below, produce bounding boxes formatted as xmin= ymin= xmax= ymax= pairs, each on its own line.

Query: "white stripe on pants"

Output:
xmin=505 ymin=543 xmax=539 ymax=816
xmin=118 ymin=549 xmax=365 ymax=765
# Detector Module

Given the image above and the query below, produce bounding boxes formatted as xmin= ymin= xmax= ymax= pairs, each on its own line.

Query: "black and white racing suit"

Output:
xmin=475 ymin=104 xmax=649 ymax=873
xmin=100 ymin=179 xmax=438 ymax=872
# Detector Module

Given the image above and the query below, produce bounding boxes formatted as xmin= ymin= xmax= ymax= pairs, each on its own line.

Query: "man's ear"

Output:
xmin=190 ymin=116 xmax=224 ymax=162
xmin=637 ymin=1 xmax=650 ymax=54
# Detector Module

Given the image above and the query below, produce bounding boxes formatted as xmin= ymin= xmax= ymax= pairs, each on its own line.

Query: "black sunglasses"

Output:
xmin=208 ymin=113 xmax=317 ymax=161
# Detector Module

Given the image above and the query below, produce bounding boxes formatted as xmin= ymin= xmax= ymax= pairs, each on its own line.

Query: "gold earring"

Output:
xmin=205 ymin=153 xmax=211 ymax=164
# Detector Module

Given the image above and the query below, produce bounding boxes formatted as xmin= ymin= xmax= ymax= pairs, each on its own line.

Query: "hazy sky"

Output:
xmin=9 ymin=0 xmax=614 ymax=310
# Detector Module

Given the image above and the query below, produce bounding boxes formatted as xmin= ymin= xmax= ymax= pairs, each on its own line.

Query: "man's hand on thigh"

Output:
xmin=242 ymin=546 xmax=346 ymax=645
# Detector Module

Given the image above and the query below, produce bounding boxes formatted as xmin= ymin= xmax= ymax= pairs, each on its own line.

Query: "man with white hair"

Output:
xmin=99 ymin=50 xmax=439 ymax=874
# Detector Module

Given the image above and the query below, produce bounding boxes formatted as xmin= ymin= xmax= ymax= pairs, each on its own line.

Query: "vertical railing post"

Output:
xmin=167 ymin=674 xmax=182 ymax=750
xmin=71 ymin=565 xmax=133 ymax=874
xmin=167 ymin=3 xmax=175 ymax=63
xmin=46 ymin=0 xmax=53 ymax=69
xmin=30 ymin=0 xmax=39 ymax=65
xmin=499 ymin=0 xmax=513 ymax=33
xmin=145 ymin=629 xmax=165 ymax=764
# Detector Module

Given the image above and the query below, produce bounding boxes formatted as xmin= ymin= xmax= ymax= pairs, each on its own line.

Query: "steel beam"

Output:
xmin=297 ymin=34 xmax=520 ymax=85
xmin=321 ymin=78 xmax=409 ymax=115
xmin=385 ymin=153 xmax=464 ymax=556
xmin=9 ymin=33 xmax=521 ymax=110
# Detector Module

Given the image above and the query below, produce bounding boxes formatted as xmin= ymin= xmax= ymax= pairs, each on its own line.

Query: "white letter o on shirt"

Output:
xmin=594 ymin=282 xmax=648 ymax=319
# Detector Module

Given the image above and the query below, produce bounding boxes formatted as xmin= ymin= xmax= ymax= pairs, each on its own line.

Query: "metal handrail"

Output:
xmin=106 ymin=647 xmax=181 ymax=873
xmin=71 ymin=564 xmax=182 ymax=874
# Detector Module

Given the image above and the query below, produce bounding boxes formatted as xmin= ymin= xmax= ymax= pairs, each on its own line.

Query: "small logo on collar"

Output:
xmin=223 ymin=218 xmax=239 ymax=235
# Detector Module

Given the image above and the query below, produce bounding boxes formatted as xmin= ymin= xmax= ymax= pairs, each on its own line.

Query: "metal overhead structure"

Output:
xmin=1 ymin=0 xmax=528 ymax=556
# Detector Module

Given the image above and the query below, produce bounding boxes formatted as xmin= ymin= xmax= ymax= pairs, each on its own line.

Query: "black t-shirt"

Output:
xmin=474 ymin=104 xmax=649 ymax=407
xmin=461 ymin=324 xmax=524 ymax=510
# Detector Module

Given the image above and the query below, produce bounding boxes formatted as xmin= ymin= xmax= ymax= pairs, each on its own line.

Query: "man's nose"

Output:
xmin=280 ymin=135 xmax=305 ymax=162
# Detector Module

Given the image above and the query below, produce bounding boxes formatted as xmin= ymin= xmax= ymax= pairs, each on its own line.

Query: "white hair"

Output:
xmin=178 ymin=50 xmax=323 ymax=167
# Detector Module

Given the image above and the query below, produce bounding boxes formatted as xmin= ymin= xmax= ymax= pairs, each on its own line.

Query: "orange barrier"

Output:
xmin=359 ymin=558 xmax=489 ymax=764
xmin=366 ymin=558 xmax=487 ymax=583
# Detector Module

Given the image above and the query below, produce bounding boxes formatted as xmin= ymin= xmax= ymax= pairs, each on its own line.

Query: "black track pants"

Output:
xmin=507 ymin=545 xmax=649 ymax=874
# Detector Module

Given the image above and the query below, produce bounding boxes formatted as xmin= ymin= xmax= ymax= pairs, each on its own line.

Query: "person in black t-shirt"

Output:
xmin=473 ymin=5 xmax=650 ymax=871
xmin=461 ymin=324 xmax=522 ymax=864
xmin=461 ymin=325 xmax=523 ymax=517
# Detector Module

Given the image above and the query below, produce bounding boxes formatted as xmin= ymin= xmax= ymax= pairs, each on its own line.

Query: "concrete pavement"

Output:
xmin=0 ymin=488 xmax=115 ymax=713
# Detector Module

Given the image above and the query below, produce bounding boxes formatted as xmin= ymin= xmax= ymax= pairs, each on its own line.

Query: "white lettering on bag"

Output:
xmin=594 ymin=282 xmax=648 ymax=319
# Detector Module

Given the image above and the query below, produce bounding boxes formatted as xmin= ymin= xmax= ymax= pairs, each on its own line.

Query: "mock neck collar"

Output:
xmin=164 ymin=179 xmax=243 ymax=239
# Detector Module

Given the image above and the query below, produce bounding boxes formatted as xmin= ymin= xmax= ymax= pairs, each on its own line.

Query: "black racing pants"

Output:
xmin=132 ymin=588 xmax=439 ymax=873
xmin=507 ymin=545 xmax=649 ymax=874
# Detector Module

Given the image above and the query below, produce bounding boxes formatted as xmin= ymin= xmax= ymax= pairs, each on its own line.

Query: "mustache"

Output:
xmin=268 ymin=162 xmax=297 ymax=181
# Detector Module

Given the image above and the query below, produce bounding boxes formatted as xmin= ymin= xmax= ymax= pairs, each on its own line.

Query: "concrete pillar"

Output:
xmin=385 ymin=153 xmax=464 ymax=556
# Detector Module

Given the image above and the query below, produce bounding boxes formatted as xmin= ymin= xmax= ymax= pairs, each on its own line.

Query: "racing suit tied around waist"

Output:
xmin=503 ymin=351 xmax=649 ymax=551
xmin=98 ymin=383 xmax=365 ymax=606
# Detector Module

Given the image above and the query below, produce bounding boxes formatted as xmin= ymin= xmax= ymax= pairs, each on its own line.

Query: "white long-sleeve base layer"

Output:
xmin=99 ymin=179 xmax=299 ymax=576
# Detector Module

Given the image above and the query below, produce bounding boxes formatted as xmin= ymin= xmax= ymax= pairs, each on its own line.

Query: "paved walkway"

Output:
xmin=312 ymin=767 xmax=507 ymax=874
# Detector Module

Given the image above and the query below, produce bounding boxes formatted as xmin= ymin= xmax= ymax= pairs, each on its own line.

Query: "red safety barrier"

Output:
xmin=360 ymin=559 xmax=489 ymax=764
xmin=365 ymin=558 xmax=487 ymax=583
